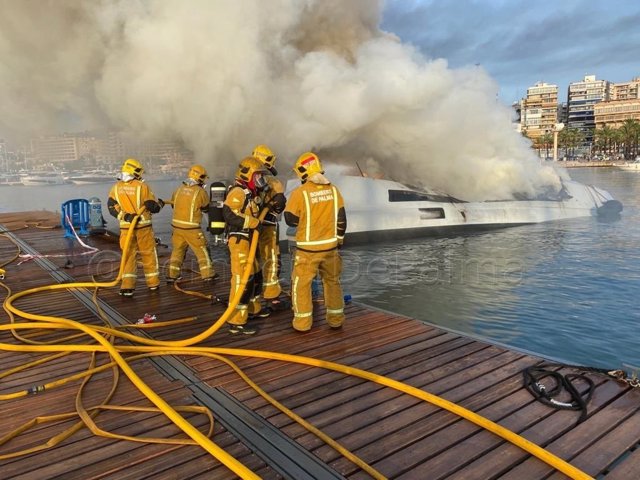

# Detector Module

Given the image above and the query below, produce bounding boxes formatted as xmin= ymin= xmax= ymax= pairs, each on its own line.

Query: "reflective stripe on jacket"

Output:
xmin=284 ymin=181 xmax=345 ymax=251
xmin=223 ymin=185 xmax=261 ymax=238
xmin=108 ymin=179 xmax=155 ymax=228
xmin=170 ymin=183 xmax=208 ymax=229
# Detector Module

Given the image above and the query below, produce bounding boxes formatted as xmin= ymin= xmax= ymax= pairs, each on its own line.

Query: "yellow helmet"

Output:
xmin=121 ymin=158 xmax=144 ymax=179
xmin=252 ymin=144 xmax=277 ymax=173
xmin=188 ymin=164 xmax=208 ymax=184
xmin=236 ymin=156 xmax=268 ymax=192
xmin=294 ymin=152 xmax=323 ymax=182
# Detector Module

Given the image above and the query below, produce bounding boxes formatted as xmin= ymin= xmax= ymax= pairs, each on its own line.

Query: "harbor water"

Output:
xmin=0 ymin=168 xmax=638 ymax=370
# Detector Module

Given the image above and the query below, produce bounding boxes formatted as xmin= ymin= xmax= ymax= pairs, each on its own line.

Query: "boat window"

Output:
xmin=419 ymin=208 xmax=445 ymax=219
xmin=388 ymin=190 xmax=433 ymax=202
xmin=388 ymin=189 xmax=465 ymax=203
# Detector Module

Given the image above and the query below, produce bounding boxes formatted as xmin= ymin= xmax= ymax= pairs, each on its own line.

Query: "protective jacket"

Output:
xmin=223 ymin=183 xmax=262 ymax=326
xmin=223 ymin=185 xmax=261 ymax=239
xmin=107 ymin=178 xmax=162 ymax=291
xmin=258 ymin=175 xmax=286 ymax=299
xmin=170 ymin=182 xmax=209 ymax=229
xmin=108 ymin=179 xmax=162 ymax=229
xmin=261 ymin=176 xmax=286 ymax=225
xmin=284 ymin=180 xmax=346 ymax=251
xmin=284 ymin=177 xmax=347 ymax=331
xmin=167 ymin=181 xmax=213 ymax=281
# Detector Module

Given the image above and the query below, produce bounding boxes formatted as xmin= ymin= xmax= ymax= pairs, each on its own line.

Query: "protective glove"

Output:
xmin=263 ymin=212 xmax=278 ymax=225
xmin=122 ymin=212 xmax=136 ymax=223
xmin=157 ymin=198 xmax=165 ymax=208
xmin=144 ymin=199 xmax=162 ymax=213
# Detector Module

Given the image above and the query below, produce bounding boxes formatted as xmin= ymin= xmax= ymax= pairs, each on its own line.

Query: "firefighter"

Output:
xmin=223 ymin=156 xmax=271 ymax=335
xmin=166 ymin=164 xmax=215 ymax=283
xmin=284 ymin=152 xmax=347 ymax=332
xmin=251 ymin=144 xmax=286 ymax=309
xmin=107 ymin=158 xmax=164 ymax=297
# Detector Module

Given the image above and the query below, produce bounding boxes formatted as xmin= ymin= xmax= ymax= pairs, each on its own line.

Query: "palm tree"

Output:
xmin=540 ymin=132 xmax=553 ymax=158
xmin=618 ymin=119 xmax=640 ymax=160
xmin=531 ymin=135 xmax=543 ymax=156
xmin=559 ymin=128 xmax=583 ymax=158
xmin=611 ymin=128 xmax=624 ymax=158
xmin=595 ymin=125 xmax=615 ymax=156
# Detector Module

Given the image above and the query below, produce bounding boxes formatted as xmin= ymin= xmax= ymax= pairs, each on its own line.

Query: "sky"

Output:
xmin=4 ymin=0 xmax=631 ymax=201
xmin=382 ymin=0 xmax=640 ymax=104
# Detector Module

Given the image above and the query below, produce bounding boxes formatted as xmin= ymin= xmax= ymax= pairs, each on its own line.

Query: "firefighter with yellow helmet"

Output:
xmin=284 ymin=152 xmax=347 ymax=332
xmin=107 ymin=158 xmax=164 ymax=297
xmin=166 ymin=164 xmax=215 ymax=283
xmin=251 ymin=144 xmax=286 ymax=307
xmin=223 ymin=156 xmax=271 ymax=335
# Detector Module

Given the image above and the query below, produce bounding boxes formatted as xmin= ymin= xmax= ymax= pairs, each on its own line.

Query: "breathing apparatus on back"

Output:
xmin=208 ymin=181 xmax=227 ymax=245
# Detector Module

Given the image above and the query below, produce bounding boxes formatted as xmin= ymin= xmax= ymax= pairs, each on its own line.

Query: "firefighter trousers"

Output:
xmin=291 ymin=248 xmax=344 ymax=332
xmin=258 ymin=225 xmax=281 ymax=300
xmin=228 ymin=236 xmax=261 ymax=326
xmin=119 ymin=226 xmax=160 ymax=290
xmin=168 ymin=228 xmax=214 ymax=280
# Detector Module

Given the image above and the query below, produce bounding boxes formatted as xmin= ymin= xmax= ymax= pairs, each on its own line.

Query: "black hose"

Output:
xmin=523 ymin=364 xmax=596 ymax=425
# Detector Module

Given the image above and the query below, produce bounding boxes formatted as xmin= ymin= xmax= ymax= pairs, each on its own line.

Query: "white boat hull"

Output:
xmin=617 ymin=162 xmax=640 ymax=171
xmin=70 ymin=177 xmax=114 ymax=185
xmin=21 ymin=173 xmax=68 ymax=186
xmin=278 ymin=176 xmax=620 ymax=244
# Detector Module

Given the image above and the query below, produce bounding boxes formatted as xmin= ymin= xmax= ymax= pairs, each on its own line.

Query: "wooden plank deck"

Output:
xmin=1 ymin=211 xmax=639 ymax=479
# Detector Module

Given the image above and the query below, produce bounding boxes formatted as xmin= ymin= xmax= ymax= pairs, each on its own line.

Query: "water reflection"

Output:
xmin=337 ymin=168 xmax=640 ymax=370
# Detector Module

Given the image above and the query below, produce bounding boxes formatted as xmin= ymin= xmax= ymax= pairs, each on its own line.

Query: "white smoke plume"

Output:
xmin=0 ymin=0 xmax=561 ymax=200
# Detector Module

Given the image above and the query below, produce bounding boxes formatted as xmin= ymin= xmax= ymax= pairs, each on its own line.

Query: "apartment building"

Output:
xmin=566 ymin=75 xmax=609 ymax=143
xmin=106 ymin=131 xmax=193 ymax=168
xmin=594 ymin=77 xmax=640 ymax=129
xmin=594 ymin=98 xmax=640 ymax=129
xmin=24 ymin=130 xmax=193 ymax=169
xmin=610 ymin=77 xmax=640 ymax=101
xmin=520 ymin=82 xmax=559 ymax=139
xmin=30 ymin=134 xmax=80 ymax=165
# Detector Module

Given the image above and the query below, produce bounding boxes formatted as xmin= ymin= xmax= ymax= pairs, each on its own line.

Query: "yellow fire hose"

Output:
xmin=0 ymin=212 xmax=593 ymax=480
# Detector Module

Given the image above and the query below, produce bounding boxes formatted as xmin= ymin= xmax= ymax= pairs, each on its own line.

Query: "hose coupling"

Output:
xmin=28 ymin=385 xmax=45 ymax=395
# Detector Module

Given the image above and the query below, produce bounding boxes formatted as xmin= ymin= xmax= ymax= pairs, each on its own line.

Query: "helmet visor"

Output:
xmin=253 ymin=172 xmax=267 ymax=190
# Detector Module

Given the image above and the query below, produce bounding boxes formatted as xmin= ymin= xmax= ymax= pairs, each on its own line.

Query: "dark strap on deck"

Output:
xmin=1 ymin=225 xmax=345 ymax=480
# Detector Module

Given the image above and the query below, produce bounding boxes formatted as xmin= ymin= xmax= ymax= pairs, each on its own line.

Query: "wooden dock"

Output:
xmin=1 ymin=211 xmax=639 ymax=479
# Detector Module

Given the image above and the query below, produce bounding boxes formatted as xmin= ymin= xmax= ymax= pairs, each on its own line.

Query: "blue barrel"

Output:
xmin=61 ymin=199 xmax=90 ymax=238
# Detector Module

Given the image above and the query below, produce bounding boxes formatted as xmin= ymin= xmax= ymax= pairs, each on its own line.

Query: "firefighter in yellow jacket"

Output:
xmin=251 ymin=145 xmax=286 ymax=307
xmin=107 ymin=158 xmax=164 ymax=297
xmin=284 ymin=152 xmax=347 ymax=332
xmin=166 ymin=164 xmax=214 ymax=283
xmin=223 ymin=156 xmax=270 ymax=335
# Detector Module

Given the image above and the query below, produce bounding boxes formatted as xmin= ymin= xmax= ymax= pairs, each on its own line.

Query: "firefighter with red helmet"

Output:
xmin=166 ymin=164 xmax=215 ymax=283
xmin=107 ymin=158 xmax=164 ymax=297
xmin=284 ymin=152 xmax=347 ymax=332
xmin=223 ymin=156 xmax=271 ymax=335
xmin=251 ymin=144 xmax=286 ymax=308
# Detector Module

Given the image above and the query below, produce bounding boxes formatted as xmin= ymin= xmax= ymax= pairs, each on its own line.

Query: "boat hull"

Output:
xmin=617 ymin=162 xmax=640 ymax=171
xmin=21 ymin=174 xmax=68 ymax=186
xmin=278 ymin=176 xmax=619 ymax=245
